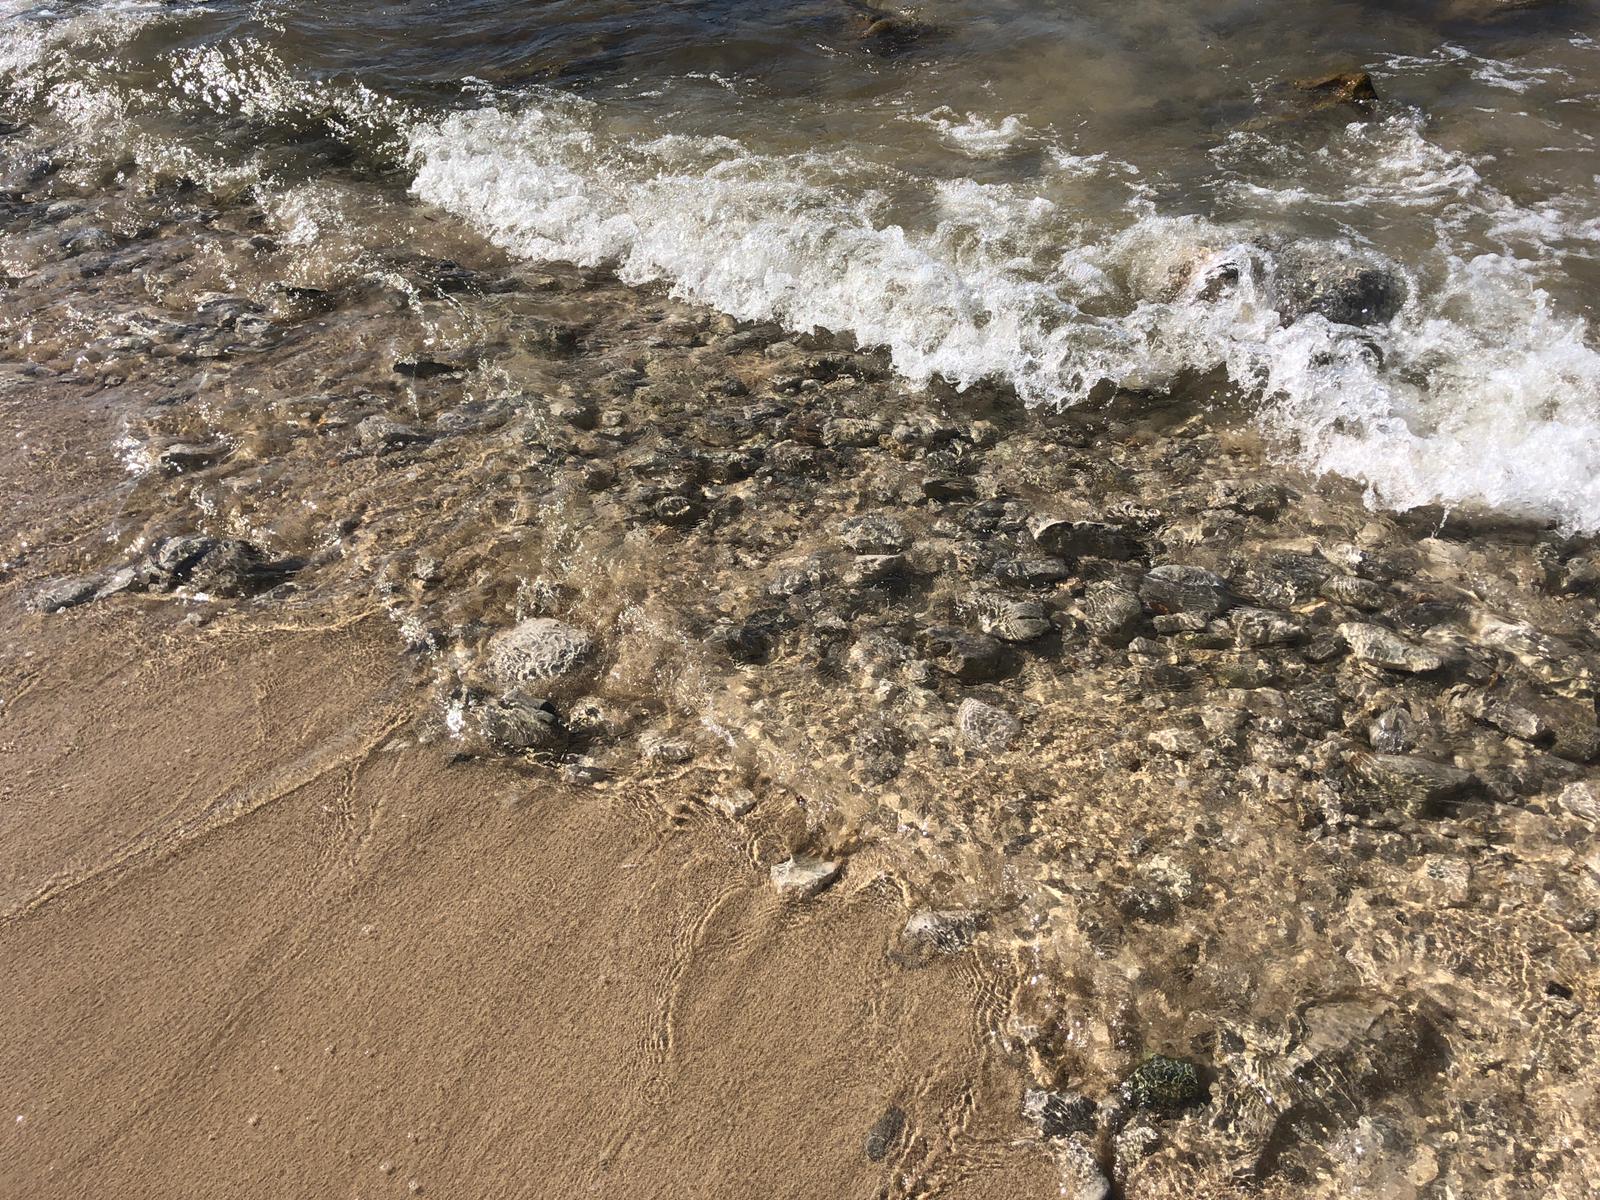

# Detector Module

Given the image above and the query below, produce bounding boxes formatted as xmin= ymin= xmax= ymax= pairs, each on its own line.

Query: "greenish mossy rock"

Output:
xmin=1120 ymin=1055 xmax=1205 ymax=1112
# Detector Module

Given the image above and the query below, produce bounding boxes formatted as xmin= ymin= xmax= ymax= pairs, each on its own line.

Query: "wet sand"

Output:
xmin=0 ymin=375 xmax=1057 ymax=1199
xmin=0 ymin=548 xmax=1049 ymax=1200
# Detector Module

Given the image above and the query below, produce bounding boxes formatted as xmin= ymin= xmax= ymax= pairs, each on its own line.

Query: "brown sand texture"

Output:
xmin=0 ymin=384 xmax=1048 ymax=1199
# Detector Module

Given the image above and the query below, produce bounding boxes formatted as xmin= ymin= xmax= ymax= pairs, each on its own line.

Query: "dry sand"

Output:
xmin=0 ymin=378 xmax=1051 ymax=1198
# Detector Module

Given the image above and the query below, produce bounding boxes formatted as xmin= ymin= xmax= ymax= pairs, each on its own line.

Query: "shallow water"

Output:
xmin=6 ymin=4 xmax=1600 ymax=1197
xmin=6 ymin=0 xmax=1600 ymax=524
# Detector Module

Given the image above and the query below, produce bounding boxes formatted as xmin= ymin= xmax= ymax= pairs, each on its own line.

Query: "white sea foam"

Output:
xmin=915 ymin=108 xmax=1031 ymax=158
xmin=410 ymin=92 xmax=1600 ymax=528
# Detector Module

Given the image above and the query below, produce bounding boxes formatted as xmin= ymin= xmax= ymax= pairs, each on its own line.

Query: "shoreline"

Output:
xmin=2 ymin=168 xmax=1599 ymax=1197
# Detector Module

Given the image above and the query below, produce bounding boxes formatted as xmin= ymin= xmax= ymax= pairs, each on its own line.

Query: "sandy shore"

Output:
xmin=0 ymin=382 xmax=1056 ymax=1199
xmin=3 ymin=165 xmax=1599 ymax=1196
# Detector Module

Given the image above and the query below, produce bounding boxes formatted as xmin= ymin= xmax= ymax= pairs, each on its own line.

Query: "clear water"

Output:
xmin=5 ymin=0 xmax=1600 ymax=525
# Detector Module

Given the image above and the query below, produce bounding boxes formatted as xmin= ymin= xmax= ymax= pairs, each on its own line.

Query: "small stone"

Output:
xmin=477 ymin=694 xmax=560 ymax=753
xmin=957 ymin=698 xmax=1021 ymax=752
xmin=712 ymin=788 xmax=757 ymax=818
xmin=1082 ymin=582 xmax=1144 ymax=642
xmin=551 ymin=397 xmax=598 ymax=430
xmin=1319 ymin=574 xmax=1386 ymax=610
xmin=61 ymin=225 xmax=116 ymax=254
xmin=641 ymin=733 xmax=694 ymax=765
xmin=652 ymin=494 xmax=702 ymax=526
xmin=1368 ymin=707 xmax=1418 ymax=754
xmin=992 ymin=556 xmax=1070 ymax=585
xmin=924 ymin=627 xmax=1006 ymax=683
xmin=356 ymin=414 xmax=429 ymax=452
xmin=839 ymin=513 xmax=911 ymax=555
xmin=1351 ymin=752 xmax=1475 ymax=815
xmin=1050 ymin=1134 xmax=1111 ymax=1200
xmin=561 ymin=757 xmax=610 ymax=785
xmin=820 ymin=417 xmax=883 ymax=448
xmin=1338 ymin=623 xmax=1446 ymax=673
xmin=1420 ymin=856 xmax=1472 ymax=906
xmin=864 ymin=1106 xmax=906 ymax=1162
xmin=1147 ymin=728 xmax=1203 ymax=756
xmin=26 ymin=574 xmax=101 ymax=613
xmin=1558 ymin=781 xmax=1600 ymax=824
xmin=1232 ymin=606 xmax=1310 ymax=647
xmin=980 ymin=598 xmax=1051 ymax=643
xmin=1464 ymin=693 xmax=1550 ymax=744
xmin=1140 ymin=565 xmax=1231 ymax=618
xmin=486 ymin=618 xmax=594 ymax=683
xmin=770 ymin=855 xmax=840 ymax=899
xmin=157 ymin=441 xmax=229 ymax=474
xmin=844 ymin=554 xmax=906 ymax=589
xmin=902 ymin=909 xmax=983 ymax=954
xmin=1119 ymin=1055 xmax=1205 ymax=1112
xmin=1029 ymin=516 xmax=1139 ymax=562
xmin=1023 ymin=1088 xmax=1097 ymax=1138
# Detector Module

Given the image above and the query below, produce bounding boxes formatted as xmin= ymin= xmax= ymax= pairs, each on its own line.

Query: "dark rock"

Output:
xmin=992 ymin=556 xmax=1070 ymax=586
xmin=843 ymin=554 xmax=907 ymax=589
xmin=820 ymin=417 xmax=883 ymax=448
xmin=1232 ymin=607 xmax=1310 ymax=647
xmin=1140 ymin=565 xmax=1232 ymax=618
xmin=393 ymin=359 xmax=460 ymax=379
xmin=551 ymin=397 xmax=598 ymax=430
xmin=1230 ymin=552 xmax=1328 ymax=608
xmin=980 ymin=598 xmax=1051 ymax=643
xmin=1295 ymin=71 xmax=1379 ymax=113
xmin=1351 ymin=751 xmax=1475 ymax=815
xmin=924 ymin=627 xmax=1006 ymax=683
xmin=183 ymin=539 xmax=285 ymax=596
xmin=706 ymin=615 xmax=776 ymax=664
xmin=1462 ymin=688 xmax=1598 ymax=759
xmin=157 ymin=441 xmax=230 ymax=474
xmin=1305 ymin=632 xmax=1347 ymax=663
xmin=1029 ymin=516 xmax=1140 ymax=562
xmin=768 ymin=558 xmax=827 ymax=598
xmin=1319 ymin=574 xmax=1387 ymax=610
xmin=27 ymin=574 xmax=101 ymax=613
xmin=864 ymin=1106 xmax=906 ymax=1162
xmin=60 ymin=225 xmax=116 ymax=254
xmin=1275 ymin=241 xmax=1405 ymax=328
xmin=1117 ymin=883 xmax=1178 ymax=922
xmin=143 ymin=535 xmax=288 ymax=597
xmin=478 ymin=693 xmax=561 ymax=752
xmin=921 ymin=475 xmax=975 ymax=502
xmin=1120 ymin=1055 xmax=1205 ymax=1112
xmin=1368 ymin=707 xmax=1418 ymax=754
